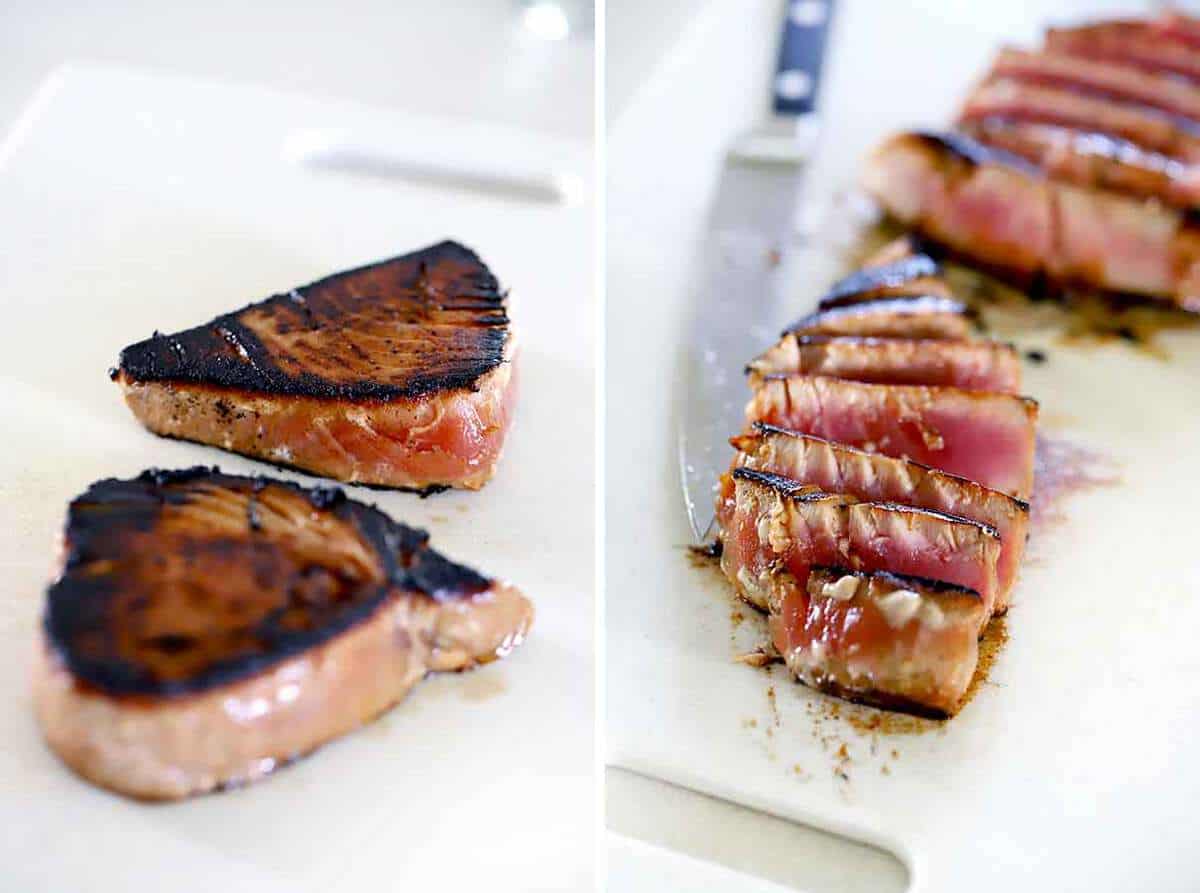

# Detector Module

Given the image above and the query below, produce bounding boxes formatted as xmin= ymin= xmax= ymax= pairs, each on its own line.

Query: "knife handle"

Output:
xmin=772 ymin=0 xmax=834 ymax=117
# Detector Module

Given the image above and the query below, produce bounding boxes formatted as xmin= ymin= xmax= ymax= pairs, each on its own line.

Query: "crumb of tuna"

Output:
xmin=876 ymin=589 xmax=922 ymax=628
xmin=765 ymin=496 xmax=792 ymax=554
xmin=877 ymin=588 xmax=947 ymax=630
xmin=736 ymin=566 xmax=766 ymax=602
xmin=821 ymin=575 xmax=860 ymax=602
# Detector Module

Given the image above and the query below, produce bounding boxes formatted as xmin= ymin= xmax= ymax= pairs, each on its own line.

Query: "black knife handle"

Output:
xmin=772 ymin=0 xmax=834 ymax=117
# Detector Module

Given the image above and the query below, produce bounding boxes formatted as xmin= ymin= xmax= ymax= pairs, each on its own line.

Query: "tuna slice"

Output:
xmin=748 ymin=334 xmax=1021 ymax=393
xmin=861 ymin=130 xmax=1200 ymax=311
xmin=731 ymin=424 xmax=1029 ymax=612
xmin=784 ymin=296 xmax=973 ymax=340
xmin=862 ymin=131 xmax=1054 ymax=278
xmin=959 ymin=119 xmax=1200 ymax=208
xmin=745 ymin=373 xmax=1038 ymax=499
xmin=716 ymin=468 xmax=1000 ymax=619
xmin=113 ymin=241 xmax=517 ymax=491
xmin=986 ymin=47 xmax=1200 ymax=126
xmin=33 ymin=468 xmax=533 ymax=800
xmin=960 ymin=79 xmax=1200 ymax=162
xmin=817 ymin=254 xmax=951 ymax=307
xmin=771 ymin=566 xmax=985 ymax=717
xmin=1161 ymin=11 xmax=1200 ymax=49
xmin=1045 ymin=21 xmax=1200 ymax=84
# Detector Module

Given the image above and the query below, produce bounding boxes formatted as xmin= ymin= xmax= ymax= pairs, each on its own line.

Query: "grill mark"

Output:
xmin=989 ymin=68 xmax=1200 ymax=135
xmin=783 ymin=295 xmax=968 ymax=336
xmin=810 ymin=565 xmax=982 ymax=601
xmin=817 ymin=255 xmax=942 ymax=306
xmin=965 ymin=82 xmax=1200 ymax=158
xmin=868 ymin=501 xmax=1001 ymax=539
xmin=971 ymin=118 xmax=1191 ymax=181
xmin=913 ymin=130 xmax=1044 ymax=177
xmin=732 ymin=467 xmax=838 ymax=503
xmin=743 ymin=422 xmax=1033 ymax=514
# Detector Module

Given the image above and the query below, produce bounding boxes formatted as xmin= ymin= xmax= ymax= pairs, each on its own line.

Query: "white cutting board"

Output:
xmin=607 ymin=1 xmax=1200 ymax=890
xmin=0 ymin=65 xmax=593 ymax=891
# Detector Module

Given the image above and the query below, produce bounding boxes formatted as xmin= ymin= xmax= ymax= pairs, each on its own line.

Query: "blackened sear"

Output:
xmin=117 ymin=240 xmax=509 ymax=402
xmin=45 ymin=468 xmax=491 ymax=697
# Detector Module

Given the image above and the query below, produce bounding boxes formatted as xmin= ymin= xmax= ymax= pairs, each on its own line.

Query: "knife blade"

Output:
xmin=677 ymin=0 xmax=835 ymax=542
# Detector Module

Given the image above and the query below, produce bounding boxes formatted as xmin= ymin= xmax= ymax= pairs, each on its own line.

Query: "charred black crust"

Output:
xmin=870 ymin=501 xmax=1002 ymax=538
xmin=745 ymin=422 xmax=1032 ymax=514
xmin=354 ymin=481 xmax=453 ymax=498
xmin=734 ymin=467 xmax=1001 ymax=532
xmin=731 ymin=467 xmax=835 ymax=502
xmin=817 ymin=256 xmax=942 ymax=308
xmin=751 ymin=420 xmax=809 ymax=440
xmin=757 ymin=370 xmax=1040 ymax=414
xmin=117 ymin=240 xmax=510 ymax=402
xmin=809 ymin=564 xmax=982 ymax=601
xmin=44 ymin=467 xmax=490 ymax=697
xmin=306 ymin=485 xmax=346 ymax=510
xmin=913 ymin=130 xmax=1043 ymax=178
xmin=137 ymin=465 xmax=222 ymax=487
xmin=783 ymin=295 xmax=968 ymax=336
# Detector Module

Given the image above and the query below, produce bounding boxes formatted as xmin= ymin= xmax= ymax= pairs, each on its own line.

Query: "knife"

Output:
xmin=677 ymin=0 xmax=835 ymax=542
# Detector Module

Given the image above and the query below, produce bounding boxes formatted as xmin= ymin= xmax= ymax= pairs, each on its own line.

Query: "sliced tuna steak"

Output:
xmin=862 ymin=131 xmax=1054 ymax=278
xmin=716 ymin=468 xmax=1000 ymax=618
xmin=1046 ymin=21 xmax=1200 ymax=83
xmin=732 ymin=424 xmax=1029 ymax=611
xmin=1161 ymin=11 xmax=1200 ymax=48
xmin=987 ymin=47 xmax=1200 ymax=126
xmin=1053 ymin=181 xmax=1200 ymax=302
xmin=771 ymin=566 xmax=985 ymax=717
xmin=784 ymin=296 xmax=973 ymax=340
xmin=961 ymin=79 xmax=1200 ymax=162
xmin=113 ymin=241 xmax=517 ymax=491
xmin=748 ymin=334 xmax=1021 ymax=393
xmin=960 ymin=119 xmax=1200 ymax=208
xmin=745 ymin=373 xmax=1038 ymax=499
xmin=817 ymin=254 xmax=951 ymax=308
xmin=862 ymin=130 xmax=1200 ymax=311
xmin=33 ymin=468 xmax=533 ymax=800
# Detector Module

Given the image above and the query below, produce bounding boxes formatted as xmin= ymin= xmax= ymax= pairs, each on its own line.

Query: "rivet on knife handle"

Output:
xmin=773 ymin=0 xmax=835 ymax=117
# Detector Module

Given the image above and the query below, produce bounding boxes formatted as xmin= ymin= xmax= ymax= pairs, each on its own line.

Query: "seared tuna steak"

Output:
xmin=957 ymin=42 xmax=1200 ymax=206
xmin=1045 ymin=20 xmax=1200 ymax=83
xmin=817 ymin=254 xmax=951 ymax=308
xmin=959 ymin=119 xmax=1200 ymax=208
xmin=33 ymin=468 xmax=533 ymax=800
xmin=861 ymin=130 xmax=1200 ymax=311
xmin=716 ymin=469 xmax=1000 ymax=619
xmin=731 ymin=424 xmax=1029 ymax=612
xmin=986 ymin=47 xmax=1200 ymax=125
xmin=746 ymin=374 xmax=1038 ymax=499
xmin=748 ymin=334 xmax=1021 ymax=393
xmin=784 ymin=296 xmax=973 ymax=340
xmin=113 ymin=241 xmax=517 ymax=491
xmin=863 ymin=131 xmax=1053 ymax=278
xmin=771 ymin=566 xmax=985 ymax=717
xmin=960 ymin=79 xmax=1200 ymax=162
